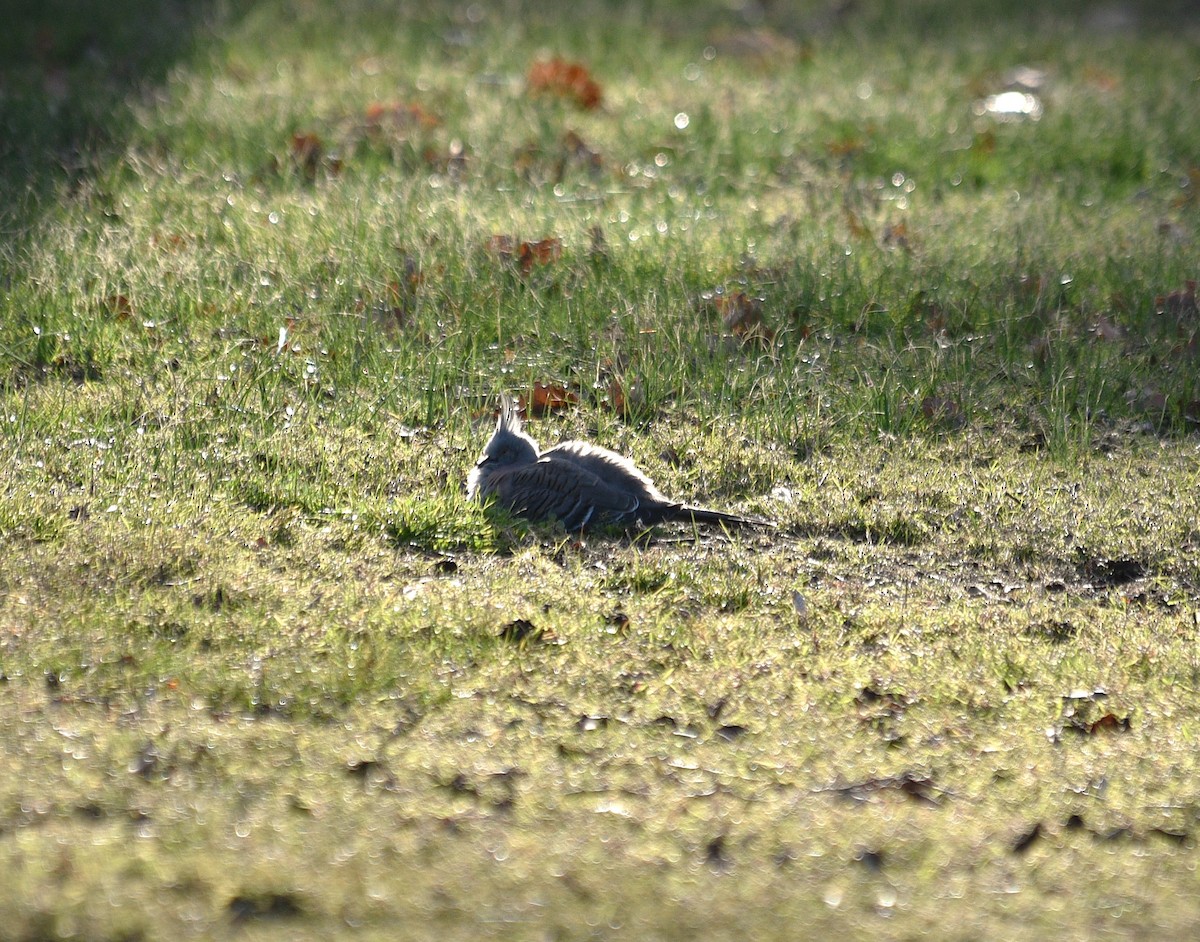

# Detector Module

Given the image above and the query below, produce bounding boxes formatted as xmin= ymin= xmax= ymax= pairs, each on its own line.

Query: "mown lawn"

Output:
xmin=2 ymin=1 xmax=1199 ymax=938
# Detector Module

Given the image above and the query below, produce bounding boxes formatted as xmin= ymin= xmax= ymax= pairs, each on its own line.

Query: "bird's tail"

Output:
xmin=668 ymin=505 xmax=774 ymax=529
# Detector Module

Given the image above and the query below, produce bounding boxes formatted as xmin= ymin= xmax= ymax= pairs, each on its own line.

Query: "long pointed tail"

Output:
xmin=667 ymin=505 xmax=774 ymax=529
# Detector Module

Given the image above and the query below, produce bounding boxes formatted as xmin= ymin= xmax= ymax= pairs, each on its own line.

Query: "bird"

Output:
xmin=467 ymin=395 xmax=770 ymax=531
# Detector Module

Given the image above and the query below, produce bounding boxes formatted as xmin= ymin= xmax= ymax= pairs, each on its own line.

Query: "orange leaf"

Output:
xmin=527 ymin=57 xmax=603 ymax=110
xmin=605 ymin=378 xmax=627 ymax=415
xmin=518 ymin=237 xmax=563 ymax=274
xmin=291 ymin=132 xmax=323 ymax=164
xmin=529 ymin=382 xmax=578 ymax=416
xmin=1088 ymin=713 xmax=1131 ymax=734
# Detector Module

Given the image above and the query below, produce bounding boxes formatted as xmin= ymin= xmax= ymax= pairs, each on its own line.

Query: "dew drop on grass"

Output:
xmin=674 ymin=112 xmax=690 ymax=130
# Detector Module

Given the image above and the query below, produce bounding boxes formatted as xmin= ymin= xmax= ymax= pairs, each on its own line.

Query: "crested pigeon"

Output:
xmin=467 ymin=395 xmax=769 ymax=531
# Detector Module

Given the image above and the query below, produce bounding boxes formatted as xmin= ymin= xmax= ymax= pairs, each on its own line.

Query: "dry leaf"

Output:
xmin=1088 ymin=713 xmax=1131 ymax=734
xmin=527 ymin=57 xmax=603 ymax=110
xmin=102 ymin=294 xmax=134 ymax=320
xmin=290 ymin=132 xmax=324 ymax=177
xmin=528 ymin=382 xmax=578 ymax=416
xmin=701 ymin=290 xmax=775 ymax=343
xmin=518 ymin=237 xmax=563 ymax=274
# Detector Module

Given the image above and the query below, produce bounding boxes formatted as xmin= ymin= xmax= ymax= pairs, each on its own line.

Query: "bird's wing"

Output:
xmin=490 ymin=456 xmax=640 ymax=529
xmin=541 ymin=441 xmax=668 ymax=503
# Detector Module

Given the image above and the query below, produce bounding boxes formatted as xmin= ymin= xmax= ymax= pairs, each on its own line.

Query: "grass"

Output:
xmin=2 ymin=0 xmax=1200 ymax=938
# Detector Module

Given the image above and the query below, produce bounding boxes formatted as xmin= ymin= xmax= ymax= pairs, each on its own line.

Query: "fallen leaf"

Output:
xmin=528 ymin=381 xmax=578 ymax=416
xmin=527 ymin=57 xmax=603 ymax=110
xmin=484 ymin=235 xmax=562 ymax=275
xmin=1088 ymin=713 xmax=1131 ymax=734
xmin=290 ymin=132 xmax=325 ymax=178
xmin=701 ymin=289 xmax=775 ymax=343
xmin=518 ymin=237 xmax=563 ymax=274
xmin=102 ymin=294 xmax=134 ymax=320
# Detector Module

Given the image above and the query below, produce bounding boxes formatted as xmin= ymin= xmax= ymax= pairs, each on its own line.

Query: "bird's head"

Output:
xmin=467 ymin=394 xmax=540 ymax=497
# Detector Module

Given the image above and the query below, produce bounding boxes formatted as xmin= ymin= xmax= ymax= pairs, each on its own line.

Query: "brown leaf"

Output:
xmin=518 ymin=237 xmax=563 ymax=275
xmin=603 ymin=377 xmax=627 ymax=415
xmin=1088 ymin=713 xmax=1131 ymax=734
xmin=484 ymin=235 xmax=562 ymax=275
xmin=527 ymin=57 xmax=603 ymax=110
xmin=102 ymin=294 xmax=134 ymax=320
xmin=528 ymin=382 xmax=578 ymax=417
xmin=290 ymin=132 xmax=324 ymax=177
xmin=702 ymin=290 xmax=775 ymax=343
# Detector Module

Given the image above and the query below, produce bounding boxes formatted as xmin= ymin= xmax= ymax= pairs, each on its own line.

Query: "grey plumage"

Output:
xmin=467 ymin=395 xmax=769 ymax=531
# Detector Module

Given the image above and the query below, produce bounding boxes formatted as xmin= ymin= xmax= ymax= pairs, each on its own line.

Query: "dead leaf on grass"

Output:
xmin=484 ymin=234 xmax=563 ymax=276
xmin=526 ymin=381 xmax=578 ymax=417
xmin=527 ymin=57 xmax=603 ymax=110
xmin=290 ymin=132 xmax=332 ymax=179
xmin=699 ymin=289 xmax=775 ymax=343
xmin=101 ymin=293 xmax=134 ymax=320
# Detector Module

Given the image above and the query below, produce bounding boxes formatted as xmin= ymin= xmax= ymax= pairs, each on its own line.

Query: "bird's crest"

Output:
xmin=499 ymin=392 xmax=522 ymax=433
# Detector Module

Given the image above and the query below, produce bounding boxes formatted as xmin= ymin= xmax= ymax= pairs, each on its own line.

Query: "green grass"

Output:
xmin=2 ymin=0 xmax=1200 ymax=938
